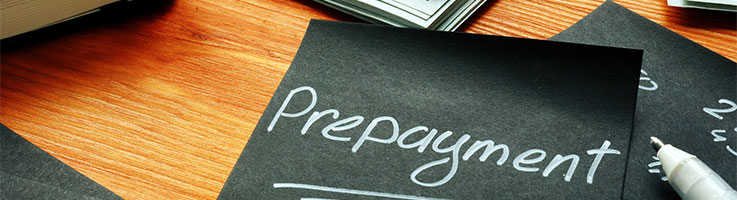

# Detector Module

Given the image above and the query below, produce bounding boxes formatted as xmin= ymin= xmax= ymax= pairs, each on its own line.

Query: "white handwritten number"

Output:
xmin=709 ymin=127 xmax=737 ymax=157
xmin=711 ymin=129 xmax=728 ymax=142
xmin=639 ymin=70 xmax=658 ymax=91
xmin=702 ymin=99 xmax=737 ymax=120
xmin=727 ymin=146 xmax=737 ymax=157
xmin=730 ymin=128 xmax=737 ymax=157
xmin=646 ymin=156 xmax=668 ymax=181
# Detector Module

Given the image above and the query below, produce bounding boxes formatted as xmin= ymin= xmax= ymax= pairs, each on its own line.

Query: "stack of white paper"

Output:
xmin=1 ymin=0 xmax=120 ymax=39
xmin=667 ymin=0 xmax=737 ymax=12
xmin=314 ymin=0 xmax=486 ymax=31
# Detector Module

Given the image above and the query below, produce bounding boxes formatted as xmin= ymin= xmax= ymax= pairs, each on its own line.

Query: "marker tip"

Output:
xmin=650 ymin=136 xmax=664 ymax=151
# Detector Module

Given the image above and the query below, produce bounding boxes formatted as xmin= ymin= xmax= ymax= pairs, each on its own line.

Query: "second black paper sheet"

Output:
xmin=550 ymin=1 xmax=737 ymax=199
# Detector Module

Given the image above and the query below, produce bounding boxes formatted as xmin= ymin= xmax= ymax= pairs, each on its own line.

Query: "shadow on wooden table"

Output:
xmin=1 ymin=0 xmax=175 ymax=53
xmin=662 ymin=6 xmax=737 ymax=31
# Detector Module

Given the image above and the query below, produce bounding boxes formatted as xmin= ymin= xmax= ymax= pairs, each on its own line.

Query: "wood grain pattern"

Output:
xmin=0 ymin=0 xmax=734 ymax=199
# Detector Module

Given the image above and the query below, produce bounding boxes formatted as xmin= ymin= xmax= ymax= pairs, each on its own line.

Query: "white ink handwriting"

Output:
xmin=267 ymin=86 xmax=622 ymax=186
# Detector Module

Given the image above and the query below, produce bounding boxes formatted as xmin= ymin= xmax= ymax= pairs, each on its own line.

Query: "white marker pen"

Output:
xmin=650 ymin=137 xmax=737 ymax=200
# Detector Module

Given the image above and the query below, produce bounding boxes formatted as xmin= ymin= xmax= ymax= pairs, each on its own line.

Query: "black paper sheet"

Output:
xmin=219 ymin=20 xmax=643 ymax=199
xmin=1 ymin=124 xmax=121 ymax=199
xmin=550 ymin=1 xmax=737 ymax=199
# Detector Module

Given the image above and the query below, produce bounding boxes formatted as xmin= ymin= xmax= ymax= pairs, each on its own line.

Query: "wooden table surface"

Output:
xmin=1 ymin=0 xmax=735 ymax=199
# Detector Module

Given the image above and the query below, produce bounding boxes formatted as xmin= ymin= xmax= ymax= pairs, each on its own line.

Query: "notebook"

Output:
xmin=313 ymin=0 xmax=486 ymax=31
xmin=0 ymin=0 xmax=120 ymax=39
xmin=667 ymin=0 xmax=737 ymax=12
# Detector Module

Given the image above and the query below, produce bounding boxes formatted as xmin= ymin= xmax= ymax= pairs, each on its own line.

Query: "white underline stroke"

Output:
xmin=273 ymin=183 xmax=451 ymax=200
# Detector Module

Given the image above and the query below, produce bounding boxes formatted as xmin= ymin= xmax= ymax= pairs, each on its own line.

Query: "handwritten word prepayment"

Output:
xmin=267 ymin=86 xmax=622 ymax=187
